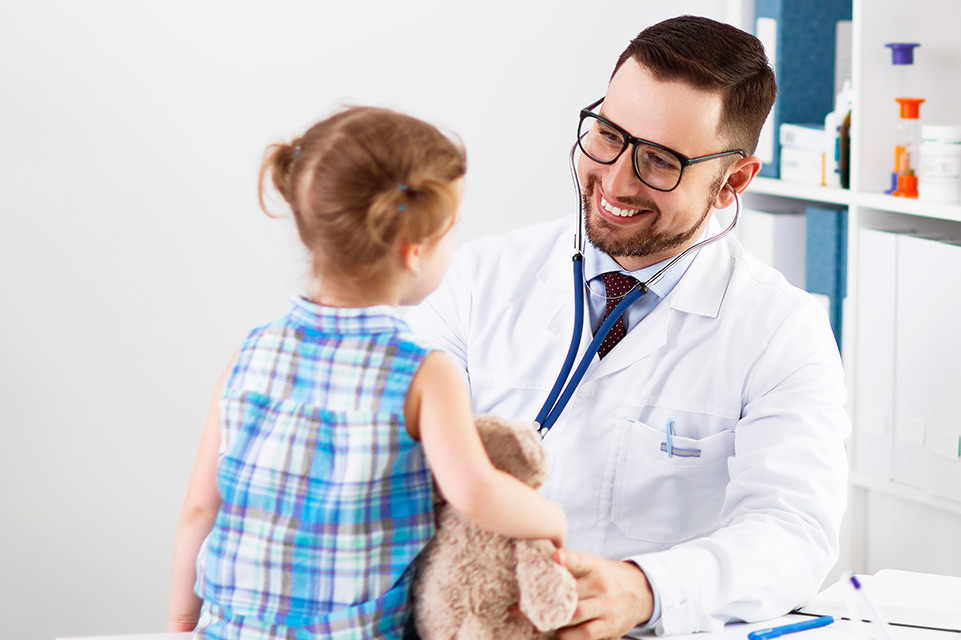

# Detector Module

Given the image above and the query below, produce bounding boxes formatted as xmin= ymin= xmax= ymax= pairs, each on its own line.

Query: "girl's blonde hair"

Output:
xmin=259 ymin=106 xmax=467 ymax=282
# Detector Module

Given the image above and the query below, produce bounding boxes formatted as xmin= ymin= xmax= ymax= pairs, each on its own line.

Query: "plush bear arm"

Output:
xmin=515 ymin=539 xmax=578 ymax=632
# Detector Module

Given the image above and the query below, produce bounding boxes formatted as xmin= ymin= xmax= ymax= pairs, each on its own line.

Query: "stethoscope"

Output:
xmin=533 ymin=143 xmax=743 ymax=437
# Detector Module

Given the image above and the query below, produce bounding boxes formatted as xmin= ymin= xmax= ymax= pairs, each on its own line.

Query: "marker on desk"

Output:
xmin=748 ymin=616 xmax=836 ymax=640
xmin=847 ymin=573 xmax=898 ymax=640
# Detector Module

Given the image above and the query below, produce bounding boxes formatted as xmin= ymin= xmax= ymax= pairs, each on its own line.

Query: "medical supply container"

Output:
xmin=918 ymin=125 xmax=961 ymax=202
xmin=824 ymin=80 xmax=852 ymax=189
xmin=885 ymin=43 xmax=924 ymax=197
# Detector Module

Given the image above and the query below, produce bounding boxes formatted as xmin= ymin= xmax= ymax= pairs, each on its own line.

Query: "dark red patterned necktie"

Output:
xmin=597 ymin=271 xmax=638 ymax=359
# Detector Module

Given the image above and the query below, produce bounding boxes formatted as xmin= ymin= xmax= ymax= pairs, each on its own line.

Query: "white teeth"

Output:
xmin=601 ymin=195 xmax=639 ymax=217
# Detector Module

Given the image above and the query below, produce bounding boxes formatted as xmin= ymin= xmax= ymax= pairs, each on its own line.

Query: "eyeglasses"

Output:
xmin=577 ymin=98 xmax=745 ymax=192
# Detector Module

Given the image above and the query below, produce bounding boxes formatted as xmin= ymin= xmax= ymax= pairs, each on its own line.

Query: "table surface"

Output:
xmin=59 ymin=617 xmax=961 ymax=640
xmin=59 ymin=571 xmax=961 ymax=640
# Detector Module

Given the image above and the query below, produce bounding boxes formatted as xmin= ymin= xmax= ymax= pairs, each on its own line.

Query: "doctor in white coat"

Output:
xmin=408 ymin=16 xmax=850 ymax=640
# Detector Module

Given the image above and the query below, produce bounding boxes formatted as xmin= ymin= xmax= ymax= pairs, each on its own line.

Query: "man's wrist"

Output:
xmin=624 ymin=559 xmax=660 ymax=629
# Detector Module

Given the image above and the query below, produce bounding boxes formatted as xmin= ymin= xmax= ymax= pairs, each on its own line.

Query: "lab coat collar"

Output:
xmin=667 ymin=216 xmax=732 ymax=319
xmin=536 ymin=215 xmax=734 ymax=376
xmin=538 ymin=221 xmax=585 ymax=349
xmin=537 ymin=225 xmax=576 ymax=292
xmin=590 ymin=216 xmax=732 ymax=376
xmin=537 ymin=216 xmax=732 ymax=316
xmin=581 ymin=229 xmax=702 ymax=304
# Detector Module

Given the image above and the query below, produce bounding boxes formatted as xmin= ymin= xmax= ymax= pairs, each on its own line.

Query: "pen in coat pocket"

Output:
xmin=659 ymin=417 xmax=701 ymax=458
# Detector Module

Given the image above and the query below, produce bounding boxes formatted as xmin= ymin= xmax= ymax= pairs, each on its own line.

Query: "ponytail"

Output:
xmin=258 ymin=137 xmax=303 ymax=218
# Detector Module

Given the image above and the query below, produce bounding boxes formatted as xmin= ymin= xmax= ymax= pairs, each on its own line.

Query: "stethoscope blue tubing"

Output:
xmin=532 ymin=197 xmax=740 ymax=437
xmin=534 ymin=255 xmax=647 ymax=436
xmin=533 ymin=144 xmax=741 ymax=437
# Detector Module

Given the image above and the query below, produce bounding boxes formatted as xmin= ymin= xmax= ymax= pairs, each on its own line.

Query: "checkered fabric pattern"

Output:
xmin=194 ymin=297 xmax=435 ymax=640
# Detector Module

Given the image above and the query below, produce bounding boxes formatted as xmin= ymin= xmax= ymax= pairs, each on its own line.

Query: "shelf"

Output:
xmin=850 ymin=471 xmax=961 ymax=516
xmin=855 ymin=192 xmax=961 ymax=223
xmin=747 ymin=177 xmax=853 ymax=206
xmin=748 ymin=177 xmax=961 ymax=223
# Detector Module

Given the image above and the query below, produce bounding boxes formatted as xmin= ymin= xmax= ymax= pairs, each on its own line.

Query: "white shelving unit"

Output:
xmin=750 ymin=176 xmax=961 ymax=222
xmin=742 ymin=0 xmax=961 ymax=578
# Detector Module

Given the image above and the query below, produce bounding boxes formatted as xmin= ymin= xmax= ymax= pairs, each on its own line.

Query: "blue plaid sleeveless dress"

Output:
xmin=194 ymin=297 xmax=435 ymax=640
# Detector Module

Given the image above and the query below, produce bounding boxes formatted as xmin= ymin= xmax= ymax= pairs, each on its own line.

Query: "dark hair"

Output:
xmin=259 ymin=106 xmax=467 ymax=282
xmin=613 ymin=15 xmax=777 ymax=155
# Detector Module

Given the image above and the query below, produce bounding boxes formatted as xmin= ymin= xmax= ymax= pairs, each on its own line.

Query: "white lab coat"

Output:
xmin=407 ymin=216 xmax=850 ymax=635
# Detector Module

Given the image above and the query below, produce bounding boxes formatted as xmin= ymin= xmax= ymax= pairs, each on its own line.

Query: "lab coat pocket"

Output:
xmin=612 ymin=419 xmax=734 ymax=544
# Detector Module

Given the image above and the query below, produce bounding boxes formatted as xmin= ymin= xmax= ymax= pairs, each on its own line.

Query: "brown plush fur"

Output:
xmin=413 ymin=414 xmax=577 ymax=639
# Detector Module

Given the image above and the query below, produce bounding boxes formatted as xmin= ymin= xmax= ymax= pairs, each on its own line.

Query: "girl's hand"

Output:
xmin=166 ymin=617 xmax=197 ymax=633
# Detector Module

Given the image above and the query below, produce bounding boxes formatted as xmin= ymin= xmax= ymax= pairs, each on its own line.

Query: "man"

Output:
xmin=409 ymin=15 xmax=850 ymax=639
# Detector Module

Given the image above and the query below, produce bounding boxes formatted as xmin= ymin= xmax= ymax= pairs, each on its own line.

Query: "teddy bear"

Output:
xmin=412 ymin=414 xmax=578 ymax=640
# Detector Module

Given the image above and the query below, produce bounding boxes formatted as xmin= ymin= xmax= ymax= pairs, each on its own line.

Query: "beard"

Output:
xmin=582 ymin=173 xmax=723 ymax=260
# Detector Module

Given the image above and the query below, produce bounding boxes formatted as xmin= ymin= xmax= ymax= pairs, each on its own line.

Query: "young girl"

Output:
xmin=166 ymin=106 xmax=567 ymax=640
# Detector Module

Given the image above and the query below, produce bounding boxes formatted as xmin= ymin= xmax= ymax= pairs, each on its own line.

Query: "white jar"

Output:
xmin=918 ymin=125 xmax=961 ymax=202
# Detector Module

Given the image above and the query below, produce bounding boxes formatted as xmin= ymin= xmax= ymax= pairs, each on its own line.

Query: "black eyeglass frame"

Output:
xmin=577 ymin=98 xmax=746 ymax=192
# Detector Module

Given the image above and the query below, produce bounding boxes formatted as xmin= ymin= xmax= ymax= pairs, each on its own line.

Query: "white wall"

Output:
xmin=0 ymin=2 xmax=739 ymax=638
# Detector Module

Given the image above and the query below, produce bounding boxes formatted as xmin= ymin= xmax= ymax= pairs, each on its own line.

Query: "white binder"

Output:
xmin=894 ymin=234 xmax=961 ymax=502
xmin=853 ymin=229 xmax=898 ymax=480
xmin=738 ymin=207 xmax=807 ymax=289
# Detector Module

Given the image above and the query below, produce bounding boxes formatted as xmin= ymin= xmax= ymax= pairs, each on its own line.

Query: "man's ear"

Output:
xmin=714 ymin=155 xmax=762 ymax=209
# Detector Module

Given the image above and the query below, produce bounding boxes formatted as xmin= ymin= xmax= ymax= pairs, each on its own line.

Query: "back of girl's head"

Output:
xmin=259 ymin=106 xmax=467 ymax=281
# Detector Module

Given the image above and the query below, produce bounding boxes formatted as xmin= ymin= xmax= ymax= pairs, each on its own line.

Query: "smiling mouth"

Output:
xmin=600 ymin=194 xmax=641 ymax=218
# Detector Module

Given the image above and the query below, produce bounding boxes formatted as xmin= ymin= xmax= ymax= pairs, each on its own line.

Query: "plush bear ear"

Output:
xmin=474 ymin=414 xmax=549 ymax=488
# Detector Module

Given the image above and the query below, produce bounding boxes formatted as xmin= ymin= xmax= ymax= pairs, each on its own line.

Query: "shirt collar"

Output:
xmin=582 ymin=226 xmax=709 ymax=299
xmin=287 ymin=296 xmax=408 ymax=335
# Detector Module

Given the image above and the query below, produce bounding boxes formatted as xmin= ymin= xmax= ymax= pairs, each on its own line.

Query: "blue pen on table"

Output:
xmin=747 ymin=616 xmax=836 ymax=640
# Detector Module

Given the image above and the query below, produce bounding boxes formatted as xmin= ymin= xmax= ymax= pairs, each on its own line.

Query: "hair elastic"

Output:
xmin=397 ymin=184 xmax=409 ymax=191
xmin=293 ymin=145 xmax=301 ymax=158
xmin=398 ymin=204 xmax=408 ymax=212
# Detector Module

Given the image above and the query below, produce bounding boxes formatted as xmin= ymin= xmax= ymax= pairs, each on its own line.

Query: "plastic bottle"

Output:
xmin=891 ymin=98 xmax=924 ymax=198
xmin=918 ymin=125 xmax=961 ymax=202
xmin=886 ymin=43 xmax=921 ymax=98
xmin=884 ymin=43 xmax=923 ymax=195
xmin=824 ymin=80 xmax=852 ymax=189
xmin=840 ymin=108 xmax=852 ymax=189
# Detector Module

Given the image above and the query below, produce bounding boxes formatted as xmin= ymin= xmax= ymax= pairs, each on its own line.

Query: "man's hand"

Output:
xmin=553 ymin=548 xmax=654 ymax=640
